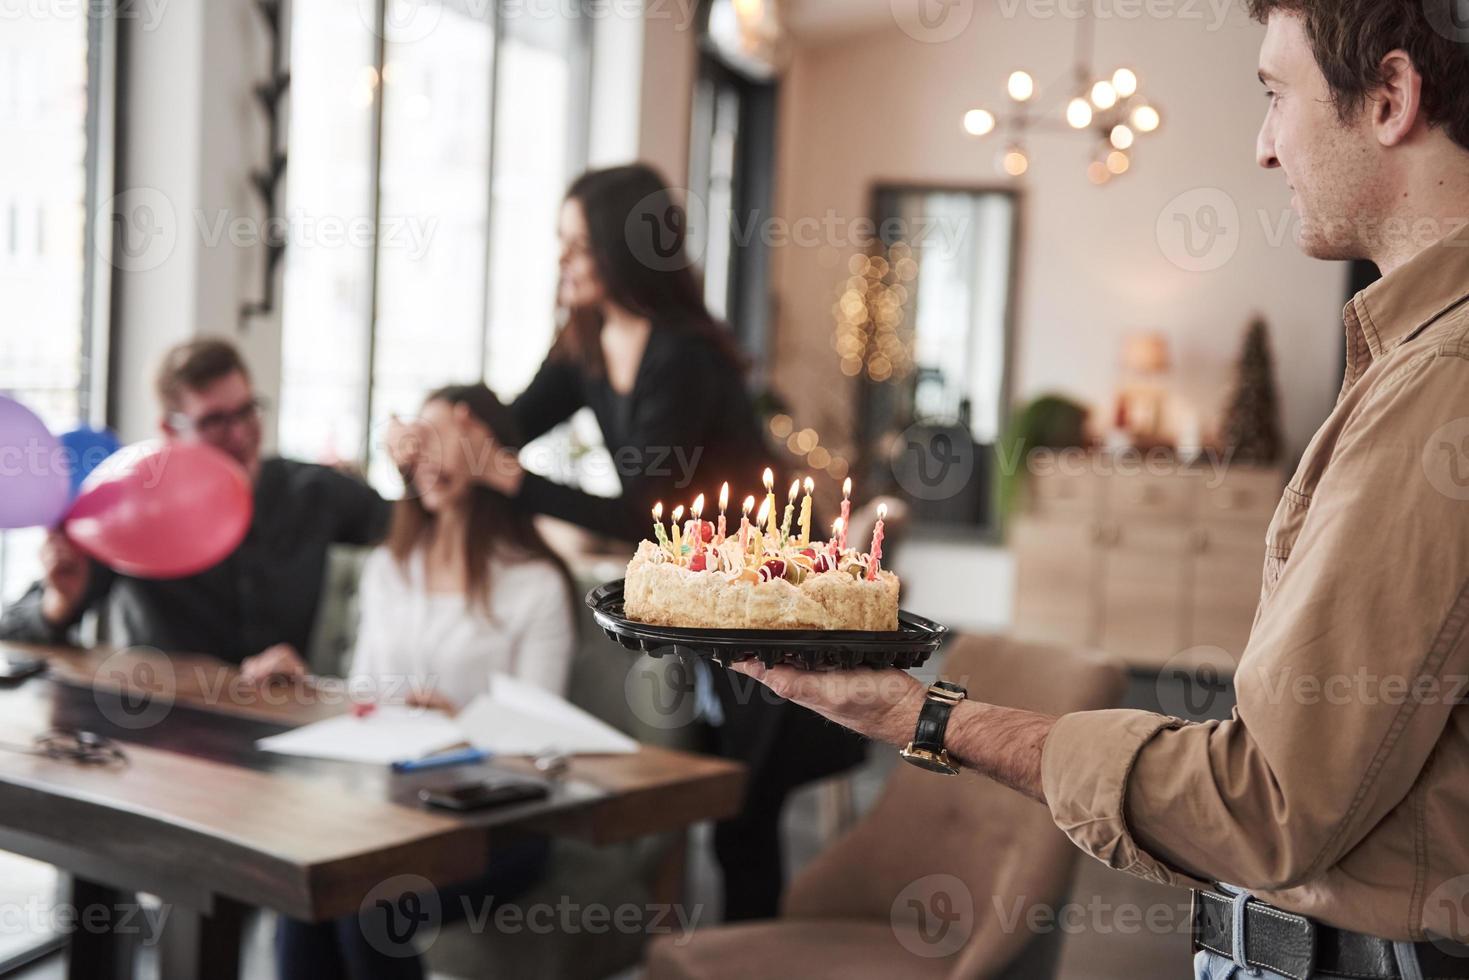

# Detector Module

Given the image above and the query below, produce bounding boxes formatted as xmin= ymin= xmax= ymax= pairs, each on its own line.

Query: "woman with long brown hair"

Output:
xmin=476 ymin=163 xmax=866 ymax=922
xmin=276 ymin=383 xmax=573 ymax=980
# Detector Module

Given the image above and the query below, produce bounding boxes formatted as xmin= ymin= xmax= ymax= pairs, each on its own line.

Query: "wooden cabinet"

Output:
xmin=1012 ymin=461 xmax=1283 ymax=670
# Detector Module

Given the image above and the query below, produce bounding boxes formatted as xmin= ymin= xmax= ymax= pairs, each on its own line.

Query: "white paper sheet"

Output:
xmin=455 ymin=674 xmax=639 ymax=756
xmin=255 ymin=705 xmax=467 ymax=764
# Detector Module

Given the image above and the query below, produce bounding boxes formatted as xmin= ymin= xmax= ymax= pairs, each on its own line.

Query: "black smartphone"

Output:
xmin=0 ymin=650 xmax=47 ymax=686
xmin=417 ymin=777 xmax=550 ymax=812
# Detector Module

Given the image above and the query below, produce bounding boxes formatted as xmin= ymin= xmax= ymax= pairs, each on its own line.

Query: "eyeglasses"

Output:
xmin=170 ymin=397 xmax=267 ymax=440
xmin=0 ymin=729 xmax=129 ymax=767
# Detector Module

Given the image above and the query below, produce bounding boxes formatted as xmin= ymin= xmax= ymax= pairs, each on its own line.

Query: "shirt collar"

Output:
xmin=1345 ymin=221 xmax=1469 ymax=375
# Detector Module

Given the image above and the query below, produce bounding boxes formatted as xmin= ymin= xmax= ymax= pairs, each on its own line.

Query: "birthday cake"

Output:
xmin=623 ymin=476 xmax=899 ymax=632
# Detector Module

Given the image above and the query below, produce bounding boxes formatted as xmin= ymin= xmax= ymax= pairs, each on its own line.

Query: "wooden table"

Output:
xmin=0 ymin=643 xmax=745 ymax=980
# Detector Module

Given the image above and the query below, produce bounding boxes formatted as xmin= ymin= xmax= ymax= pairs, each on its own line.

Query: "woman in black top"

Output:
xmin=478 ymin=164 xmax=864 ymax=920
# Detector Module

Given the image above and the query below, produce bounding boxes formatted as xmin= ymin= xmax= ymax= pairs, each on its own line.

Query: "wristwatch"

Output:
xmin=899 ymin=681 xmax=967 ymax=775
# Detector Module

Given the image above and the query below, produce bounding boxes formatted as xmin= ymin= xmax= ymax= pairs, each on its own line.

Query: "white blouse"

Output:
xmin=348 ymin=546 xmax=576 ymax=706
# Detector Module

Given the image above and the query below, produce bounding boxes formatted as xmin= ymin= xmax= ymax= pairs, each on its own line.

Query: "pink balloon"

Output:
xmin=64 ymin=440 xmax=253 ymax=579
xmin=0 ymin=395 xmax=71 ymax=529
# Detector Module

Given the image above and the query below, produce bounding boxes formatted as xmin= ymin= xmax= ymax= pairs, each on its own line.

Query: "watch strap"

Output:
xmin=912 ymin=681 xmax=966 ymax=754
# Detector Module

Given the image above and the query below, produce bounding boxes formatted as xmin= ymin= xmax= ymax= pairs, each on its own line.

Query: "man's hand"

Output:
xmin=729 ymin=662 xmax=928 ymax=746
xmin=39 ymin=530 xmax=91 ymax=628
xmin=731 ymin=661 xmax=1055 ymax=804
xmin=239 ymin=643 xmax=309 ymax=685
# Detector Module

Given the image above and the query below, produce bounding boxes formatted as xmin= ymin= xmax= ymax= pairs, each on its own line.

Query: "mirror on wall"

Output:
xmin=856 ymin=184 xmax=1019 ymax=535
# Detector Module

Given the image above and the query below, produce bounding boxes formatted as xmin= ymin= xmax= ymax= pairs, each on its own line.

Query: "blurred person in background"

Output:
xmin=0 ymin=338 xmax=390 ymax=680
xmin=277 ymin=383 xmax=572 ymax=980
xmin=472 ymin=163 xmax=866 ymax=920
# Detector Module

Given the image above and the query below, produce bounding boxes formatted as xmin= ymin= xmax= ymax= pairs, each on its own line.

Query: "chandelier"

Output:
xmin=961 ymin=16 xmax=1162 ymax=185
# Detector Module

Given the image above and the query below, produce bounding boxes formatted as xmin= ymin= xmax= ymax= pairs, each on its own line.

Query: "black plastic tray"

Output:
xmin=586 ymin=579 xmax=947 ymax=670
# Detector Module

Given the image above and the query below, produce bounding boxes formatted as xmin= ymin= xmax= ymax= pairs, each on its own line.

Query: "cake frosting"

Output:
xmin=623 ymin=524 xmax=899 ymax=631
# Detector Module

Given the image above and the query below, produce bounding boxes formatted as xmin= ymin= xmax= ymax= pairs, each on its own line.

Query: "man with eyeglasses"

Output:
xmin=0 ymin=338 xmax=391 ymax=682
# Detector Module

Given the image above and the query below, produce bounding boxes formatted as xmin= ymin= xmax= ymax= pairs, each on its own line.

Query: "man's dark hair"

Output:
xmin=1247 ymin=0 xmax=1469 ymax=152
xmin=155 ymin=337 xmax=250 ymax=411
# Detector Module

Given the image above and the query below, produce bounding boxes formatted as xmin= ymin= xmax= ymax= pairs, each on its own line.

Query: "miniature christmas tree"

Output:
xmin=1221 ymin=317 xmax=1282 ymax=465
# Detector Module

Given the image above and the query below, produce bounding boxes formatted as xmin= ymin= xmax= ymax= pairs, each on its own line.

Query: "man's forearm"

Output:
xmin=945 ymin=701 xmax=1055 ymax=804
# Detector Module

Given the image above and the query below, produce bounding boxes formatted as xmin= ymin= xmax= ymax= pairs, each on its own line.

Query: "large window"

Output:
xmin=279 ymin=0 xmax=590 ymax=488
xmin=0 ymin=5 xmax=112 ymax=614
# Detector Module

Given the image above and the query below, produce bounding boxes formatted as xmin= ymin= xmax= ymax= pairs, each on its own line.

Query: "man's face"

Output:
xmin=166 ymin=371 xmax=263 ymax=480
xmin=1256 ymin=12 xmax=1384 ymax=260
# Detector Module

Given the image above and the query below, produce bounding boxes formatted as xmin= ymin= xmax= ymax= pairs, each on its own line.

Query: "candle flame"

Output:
xmin=653 ymin=502 xmax=662 ymax=520
xmin=762 ymin=467 xmax=774 ymax=491
xmin=843 ymin=477 xmax=852 ymax=498
xmin=832 ymin=516 xmax=844 ymax=534
xmin=672 ymin=505 xmax=684 ymax=521
xmin=692 ymin=493 xmax=705 ymax=517
xmin=787 ymin=479 xmax=800 ymax=501
xmin=877 ymin=503 xmax=888 ymax=520
xmin=803 ymin=476 xmax=814 ymax=493
xmin=756 ymin=499 xmax=771 ymax=524
xmin=742 ymin=495 xmax=754 ymax=515
xmin=719 ymin=482 xmax=729 ymax=509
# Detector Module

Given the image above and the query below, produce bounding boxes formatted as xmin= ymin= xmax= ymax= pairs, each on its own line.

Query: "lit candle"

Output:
xmin=755 ymin=498 xmax=771 ymax=562
xmin=798 ymin=476 xmax=814 ymax=546
xmin=762 ymin=468 xmax=777 ymax=539
xmin=780 ymin=479 xmax=799 ymax=541
xmin=839 ymin=477 xmax=852 ymax=550
xmin=865 ymin=503 xmax=887 ymax=581
xmin=739 ymin=495 xmax=754 ymax=551
xmin=671 ymin=505 xmax=684 ymax=556
xmin=829 ymin=516 xmax=843 ymax=560
xmin=652 ymin=502 xmax=669 ymax=551
xmin=691 ymin=493 xmax=705 ymax=559
xmin=717 ymin=482 xmax=729 ymax=543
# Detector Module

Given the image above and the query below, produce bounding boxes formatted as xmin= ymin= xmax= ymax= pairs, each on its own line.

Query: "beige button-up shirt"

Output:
xmin=1041 ymin=223 xmax=1469 ymax=942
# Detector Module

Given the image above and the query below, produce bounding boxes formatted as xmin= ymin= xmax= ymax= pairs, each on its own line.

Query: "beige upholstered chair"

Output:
xmin=646 ymin=633 xmax=1127 ymax=980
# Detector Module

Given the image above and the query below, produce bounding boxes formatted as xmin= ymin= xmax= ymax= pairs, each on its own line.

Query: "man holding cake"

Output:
xmin=727 ymin=4 xmax=1469 ymax=978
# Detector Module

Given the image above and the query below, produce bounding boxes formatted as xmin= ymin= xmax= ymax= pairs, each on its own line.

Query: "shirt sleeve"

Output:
xmin=507 ymin=561 xmax=577 ymax=697
xmin=1041 ymin=352 xmax=1469 ymax=891
xmin=0 ymin=560 xmax=116 ymax=646
xmin=345 ymin=549 xmax=397 ymax=692
xmin=320 ymin=466 xmax=391 ymax=547
xmin=515 ymin=341 xmax=714 ymax=542
xmin=511 ymin=354 xmax=587 ymax=444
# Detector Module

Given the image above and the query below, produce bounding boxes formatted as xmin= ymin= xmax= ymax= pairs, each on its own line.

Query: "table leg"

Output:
xmin=156 ymin=896 xmax=246 ymax=980
xmin=65 ymin=877 xmax=134 ymax=980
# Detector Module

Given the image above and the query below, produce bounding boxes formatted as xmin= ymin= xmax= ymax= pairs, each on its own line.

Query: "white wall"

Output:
xmin=770 ymin=6 xmax=1349 ymax=461
xmin=110 ymin=2 xmax=275 ymax=443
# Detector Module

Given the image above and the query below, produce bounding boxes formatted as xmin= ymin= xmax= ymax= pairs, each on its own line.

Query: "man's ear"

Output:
xmin=1374 ymin=49 xmax=1423 ymax=147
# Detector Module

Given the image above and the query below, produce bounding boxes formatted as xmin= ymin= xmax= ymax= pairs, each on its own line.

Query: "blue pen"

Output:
xmin=391 ymin=746 xmax=491 ymax=773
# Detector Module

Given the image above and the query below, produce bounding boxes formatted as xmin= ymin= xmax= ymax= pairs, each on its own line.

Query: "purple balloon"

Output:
xmin=0 ymin=395 xmax=71 ymax=529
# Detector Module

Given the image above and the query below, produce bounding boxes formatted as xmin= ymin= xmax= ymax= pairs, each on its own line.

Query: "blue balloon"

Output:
xmin=59 ymin=426 xmax=122 ymax=497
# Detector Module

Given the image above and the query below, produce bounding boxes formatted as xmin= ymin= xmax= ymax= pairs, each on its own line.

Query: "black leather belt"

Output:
xmin=1192 ymin=889 xmax=1469 ymax=979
